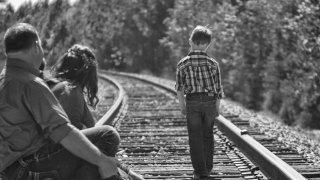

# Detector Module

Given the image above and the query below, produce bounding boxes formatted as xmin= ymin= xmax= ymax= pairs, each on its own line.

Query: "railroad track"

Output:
xmin=96 ymin=70 xmax=320 ymax=180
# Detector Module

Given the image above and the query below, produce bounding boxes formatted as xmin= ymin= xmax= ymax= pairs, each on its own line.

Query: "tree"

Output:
xmin=114 ymin=0 xmax=174 ymax=74
xmin=0 ymin=4 xmax=14 ymax=61
xmin=1 ymin=0 xmax=319 ymax=128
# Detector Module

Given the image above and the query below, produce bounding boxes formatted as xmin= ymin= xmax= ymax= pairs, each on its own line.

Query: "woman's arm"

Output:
xmin=82 ymin=104 xmax=95 ymax=128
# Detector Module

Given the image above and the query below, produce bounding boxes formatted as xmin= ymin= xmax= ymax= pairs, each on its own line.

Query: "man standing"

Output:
xmin=0 ymin=23 xmax=120 ymax=180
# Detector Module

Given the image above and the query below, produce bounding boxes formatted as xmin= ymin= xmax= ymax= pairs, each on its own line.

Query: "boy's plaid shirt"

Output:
xmin=175 ymin=50 xmax=224 ymax=99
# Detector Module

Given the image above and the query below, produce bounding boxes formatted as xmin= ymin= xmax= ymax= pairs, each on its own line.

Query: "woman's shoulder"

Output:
xmin=49 ymin=80 xmax=80 ymax=96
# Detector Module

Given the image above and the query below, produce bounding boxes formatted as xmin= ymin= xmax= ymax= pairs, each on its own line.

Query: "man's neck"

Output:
xmin=6 ymin=52 xmax=36 ymax=68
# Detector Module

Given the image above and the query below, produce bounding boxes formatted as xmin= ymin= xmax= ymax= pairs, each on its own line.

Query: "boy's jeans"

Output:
xmin=186 ymin=93 xmax=218 ymax=177
xmin=3 ymin=125 xmax=120 ymax=180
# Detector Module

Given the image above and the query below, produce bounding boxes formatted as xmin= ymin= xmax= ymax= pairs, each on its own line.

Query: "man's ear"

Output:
xmin=34 ymin=41 xmax=41 ymax=53
xmin=29 ymin=41 xmax=39 ymax=54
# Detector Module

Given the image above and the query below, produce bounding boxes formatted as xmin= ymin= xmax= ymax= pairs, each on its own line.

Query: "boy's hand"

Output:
xmin=98 ymin=155 xmax=119 ymax=178
xmin=180 ymin=105 xmax=186 ymax=115
xmin=176 ymin=90 xmax=186 ymax=116
xmin=216 ymin=100 xmax=220 ymax=117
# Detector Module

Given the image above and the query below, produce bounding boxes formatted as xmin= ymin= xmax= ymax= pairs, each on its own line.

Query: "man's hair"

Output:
xmin=4 ymin=23 xmax=39 ymax=53
xmin=190 ymin=25 xmax=212 ymax=45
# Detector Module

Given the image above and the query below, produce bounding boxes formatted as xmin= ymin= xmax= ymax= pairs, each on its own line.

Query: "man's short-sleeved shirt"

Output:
xmin=0 ymin=59 xmax=74 ymax=172
xmin=175 ymin=50 xmax=224 ymax=99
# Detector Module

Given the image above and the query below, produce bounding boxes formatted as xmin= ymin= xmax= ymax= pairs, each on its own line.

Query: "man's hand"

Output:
xmin=129 ymin=170 xmax=145 ymax=180
xmin=98 ymin=155 xmax=119 ymax=178
xmin=0 ymin=172 xmax=8 ymax=180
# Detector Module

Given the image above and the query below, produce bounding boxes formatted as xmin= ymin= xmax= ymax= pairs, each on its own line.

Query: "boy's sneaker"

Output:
xmin=200 ymin=175 xmax=215 ymax=180
xmin=193 ymin=174 xmax=201 ymax=180
xmin=193 ymin=174 xmax=215 ymax=180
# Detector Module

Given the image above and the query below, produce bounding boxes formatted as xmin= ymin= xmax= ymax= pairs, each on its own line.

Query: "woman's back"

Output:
xmin=48 ymin=44 xmax=99 ymax=129
xmin=49 ymin=80 xmax=95 ymax=129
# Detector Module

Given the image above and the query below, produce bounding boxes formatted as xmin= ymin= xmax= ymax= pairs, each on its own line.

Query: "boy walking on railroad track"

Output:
xmin=175 ymin=25 xmax=224 ymax=179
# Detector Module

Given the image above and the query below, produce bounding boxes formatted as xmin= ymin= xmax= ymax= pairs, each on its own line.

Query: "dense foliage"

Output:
xmin=0 ymin=0 xmax=319 ymax=128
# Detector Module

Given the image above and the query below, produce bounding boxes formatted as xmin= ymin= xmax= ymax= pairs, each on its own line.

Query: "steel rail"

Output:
xmin=97 ymin=70 xmax=146 ymax=180
xmin=216 ymin=115 xmax=307 ymax=180
xmin=96 ymin=70 xmax=125 ymax=126
xmin=103 ymin=70 xmax=307 ymax=180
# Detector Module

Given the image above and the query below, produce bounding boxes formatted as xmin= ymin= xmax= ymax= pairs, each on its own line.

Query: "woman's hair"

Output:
xmin=51 ymin=44 xmax=99 ymax=108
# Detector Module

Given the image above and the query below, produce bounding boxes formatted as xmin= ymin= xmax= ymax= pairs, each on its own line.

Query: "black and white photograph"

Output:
xmin=0 ymin=0 xmax=319 ymax=179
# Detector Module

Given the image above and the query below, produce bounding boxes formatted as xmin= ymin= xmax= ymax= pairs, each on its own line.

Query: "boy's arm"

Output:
xmin=177 ymin=89 xmax=186 ymax=115
xmin=175 ymin=66 xmax=186 ymax=115
xmin=215 ymin=63 xmax=224 ymax=117
xmin=215 ymin=63 xmax=224 ymax=99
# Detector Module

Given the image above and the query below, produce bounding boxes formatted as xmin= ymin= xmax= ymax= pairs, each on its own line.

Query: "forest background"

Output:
xmin=0 ymin=0 xmax=319 ymax=129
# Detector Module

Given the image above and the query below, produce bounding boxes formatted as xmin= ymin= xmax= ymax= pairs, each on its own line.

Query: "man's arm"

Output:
xmin=60 ymin=128 xmax=118 ymax=178
xmin=24 ymin=82 xmax=118 ymax=178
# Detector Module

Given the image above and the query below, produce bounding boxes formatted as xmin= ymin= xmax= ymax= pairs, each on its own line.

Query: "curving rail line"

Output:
xmin=217 ymin=116 xmax=306 ymax=180
xmin=96 ymin=70 xmax=314 ymax=180
xmin=96 ymin=72 xmax=126 ymax=127
xmin=97 ymin=72 xmax=141 ymax=179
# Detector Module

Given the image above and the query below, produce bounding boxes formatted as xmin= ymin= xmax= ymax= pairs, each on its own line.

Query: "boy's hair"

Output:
xmin=190 ymin=25 xmax=212 ymax=45
xmin=4 ymin=23 xmax=39 ymax=53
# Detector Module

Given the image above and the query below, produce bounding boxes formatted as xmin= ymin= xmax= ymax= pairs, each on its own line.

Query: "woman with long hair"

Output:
xmin=42 ymin=44 xmax=143 ymax=180
xmin=50 ymin=44 xmax=99 ymax=129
